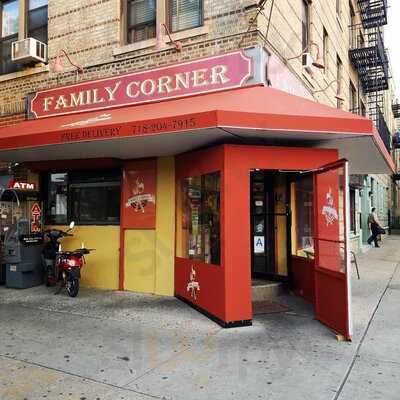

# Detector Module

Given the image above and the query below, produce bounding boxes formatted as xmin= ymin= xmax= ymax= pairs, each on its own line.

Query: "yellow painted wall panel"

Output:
xmin=124 ymin=229 xmax=156 ymax=294
xmin=155 ymin=157 xmax=175 ymax=296
xmin=275 ymin=175 xmax=288 ymax=276
xmin=47 ymin=225 xmax=119 ymax=289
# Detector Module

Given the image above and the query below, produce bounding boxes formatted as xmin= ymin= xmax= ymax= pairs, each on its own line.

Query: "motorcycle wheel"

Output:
xmin=66 ymin=278 xmax=79 ymax=297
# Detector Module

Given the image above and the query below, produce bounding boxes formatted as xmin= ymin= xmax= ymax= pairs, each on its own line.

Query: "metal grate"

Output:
xmin=357 ymin=0 xmax=388 ymax=29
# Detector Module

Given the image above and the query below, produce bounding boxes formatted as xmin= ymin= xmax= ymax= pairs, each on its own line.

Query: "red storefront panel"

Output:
xmin=314 ymin=160 xmax=352 ymax=340
xmin=122 ymin=159 xmax=157 ymax=229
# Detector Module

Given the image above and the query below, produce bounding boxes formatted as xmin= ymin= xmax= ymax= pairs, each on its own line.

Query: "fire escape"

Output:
xmin=349 ymin=0 xmax=391 ymax=152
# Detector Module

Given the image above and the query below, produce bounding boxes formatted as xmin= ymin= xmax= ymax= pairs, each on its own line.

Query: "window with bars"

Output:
xmin=168 ymin=0 xmax=203 ymax=33
xmin=127 ymin=0 xmax=156 ymax=43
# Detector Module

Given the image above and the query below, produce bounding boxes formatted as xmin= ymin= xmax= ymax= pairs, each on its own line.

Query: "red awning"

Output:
xmin=0 ymin=85 xmax=394 ymax=174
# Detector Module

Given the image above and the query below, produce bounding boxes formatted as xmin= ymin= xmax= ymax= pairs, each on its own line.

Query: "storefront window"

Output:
xmin=47 ymin=173 xmax=68 ymax=225
xmin=180 ymin=172 xmax=220 ymax=265
xmin=45 ymin=170 xmax=120 ymax=225
xmin=70 ymin=183 xmax=120 ymax=224
xmin=292 ymin=175 xmax=314 ymax=259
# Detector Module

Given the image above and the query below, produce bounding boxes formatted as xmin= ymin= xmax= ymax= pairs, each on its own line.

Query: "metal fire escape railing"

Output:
xmin=392 ymin=102 xmax=400 ymax=119
xmin=350 ymin=0 xmax=390 ymax=152
xmin=377 ymin=106 xmax=392 ymax=151
xmin=357 ymin=0 xmax=388 ymax=29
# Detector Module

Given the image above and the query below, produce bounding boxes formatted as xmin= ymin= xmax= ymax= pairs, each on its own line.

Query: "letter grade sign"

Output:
xmin=30 ymin=51 xmax=253 ymax=119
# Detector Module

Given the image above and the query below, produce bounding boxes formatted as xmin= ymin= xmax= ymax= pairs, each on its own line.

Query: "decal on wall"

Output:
xmin=187 ymin=266 xmax=200 ymax=300
xmin=126 ymin=177 xmax=156 ymax=213
xmin=122 ymin=160 xmax=157 ymax=229
xmin=321 ymin=187 xmax=339 ymax=226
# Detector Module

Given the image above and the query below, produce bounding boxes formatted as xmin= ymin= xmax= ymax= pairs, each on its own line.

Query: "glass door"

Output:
xmin=314 ymin=160 xmax=352 ymax=340
xmin=251 ymin=171 xmax=275 ymax=278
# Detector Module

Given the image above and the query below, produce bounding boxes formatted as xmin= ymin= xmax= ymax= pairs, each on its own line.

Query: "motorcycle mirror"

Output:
xmin=69 ymin=221 xmax=75 ymax=230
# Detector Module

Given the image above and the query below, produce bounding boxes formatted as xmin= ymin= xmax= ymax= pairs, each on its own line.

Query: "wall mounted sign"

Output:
xmin=8 ymin=181 xmax=36 ymax=190
xmin=30 ymin=51 xmax=253 ymax=119
xmin=122 ymin=159 xmax=156 ymax=229
xmin=30 ymin=202 xmax=42 ymax=233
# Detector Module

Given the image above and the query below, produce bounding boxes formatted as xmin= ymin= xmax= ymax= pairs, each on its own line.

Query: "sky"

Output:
xmin=387 ymin=1 xmax=400 ymax=99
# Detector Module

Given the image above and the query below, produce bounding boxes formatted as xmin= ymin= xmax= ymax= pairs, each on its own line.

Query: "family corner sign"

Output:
xmin=30 ymin=51 xmax=253 ymax=119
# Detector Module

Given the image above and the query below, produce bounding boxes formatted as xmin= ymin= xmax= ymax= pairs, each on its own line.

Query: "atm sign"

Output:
xmin=8 ymin=181 xmax=36 ymax=190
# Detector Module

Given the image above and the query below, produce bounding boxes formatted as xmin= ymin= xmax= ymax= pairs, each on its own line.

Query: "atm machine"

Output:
xmin=1 ymin=186 xmax=44 ymax=289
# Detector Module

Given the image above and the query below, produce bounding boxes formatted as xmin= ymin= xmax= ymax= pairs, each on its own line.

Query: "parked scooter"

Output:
xmin=42 ymin=222 xmax=94 ymax=297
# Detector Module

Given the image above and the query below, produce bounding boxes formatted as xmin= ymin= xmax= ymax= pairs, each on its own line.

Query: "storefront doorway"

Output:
xmin=250 ymin=170 xmax=290 ymax=282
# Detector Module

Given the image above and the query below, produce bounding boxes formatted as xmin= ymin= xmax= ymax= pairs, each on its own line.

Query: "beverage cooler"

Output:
xmin=0 ymin=188 xmax=44 ymax=289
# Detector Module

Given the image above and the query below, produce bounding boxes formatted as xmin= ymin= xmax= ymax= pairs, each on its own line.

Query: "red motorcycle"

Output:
xmin=42 ymin=222 xmax=94 ymax=297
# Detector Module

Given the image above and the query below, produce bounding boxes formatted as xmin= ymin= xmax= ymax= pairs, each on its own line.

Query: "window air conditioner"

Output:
xmin=11 ymin=38 xmax=47 ymax=64
xmin=302 ymin=52 xmax=314 ymax=74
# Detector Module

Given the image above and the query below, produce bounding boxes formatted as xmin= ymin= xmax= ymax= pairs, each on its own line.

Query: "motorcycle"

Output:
xmin=42 ymin=222 xmax=94 ymax=297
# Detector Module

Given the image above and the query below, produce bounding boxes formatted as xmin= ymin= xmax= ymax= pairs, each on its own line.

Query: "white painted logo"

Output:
xmin=126 ymin=177 xmax=155 ymax=213
xmin=61 ymin=113 xmax=112 ymax=127
xmin=321 ymin=187 xmax=339 ymax=226
xmin=187 ymin=266 xmax=200 ymax=300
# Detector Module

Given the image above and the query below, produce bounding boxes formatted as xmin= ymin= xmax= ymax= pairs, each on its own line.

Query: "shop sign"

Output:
xmin=30 ymin=203 xmax=42 ymax=233
xmin=30 ymin=51 xmax=253 ymax=119
xmin=8 ymin=181 xmax=36 ymax=190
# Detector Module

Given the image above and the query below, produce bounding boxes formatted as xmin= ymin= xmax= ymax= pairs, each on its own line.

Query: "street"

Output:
xmin=1 ymin=236 xmax=400 ymax=400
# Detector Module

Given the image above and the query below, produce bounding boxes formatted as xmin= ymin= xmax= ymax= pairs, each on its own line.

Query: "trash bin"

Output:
xmin=4 ymin=219 xmax=43 ymax=289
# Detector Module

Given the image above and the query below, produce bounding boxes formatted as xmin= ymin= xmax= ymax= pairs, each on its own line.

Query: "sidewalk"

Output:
xmin=0 ymin=236 xmax=399 ymax=400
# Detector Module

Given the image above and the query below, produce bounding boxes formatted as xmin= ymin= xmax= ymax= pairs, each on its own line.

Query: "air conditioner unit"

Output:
xmin=11 ymin=38 xmax=47 ymax=64
xmin=302 ymin=52 xmax=314 ymax=74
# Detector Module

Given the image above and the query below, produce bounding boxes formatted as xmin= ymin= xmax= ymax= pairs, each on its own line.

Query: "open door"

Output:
xmin=314 ymin=159 xmax=352 ymax=341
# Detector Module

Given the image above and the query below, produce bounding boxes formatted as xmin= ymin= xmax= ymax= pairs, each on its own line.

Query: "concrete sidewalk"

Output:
xmin=0 ymin=236 xmax=399 ymax=400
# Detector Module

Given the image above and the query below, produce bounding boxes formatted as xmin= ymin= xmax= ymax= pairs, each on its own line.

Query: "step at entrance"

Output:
xmin=251 ymin=279 xmax=284 ymax=302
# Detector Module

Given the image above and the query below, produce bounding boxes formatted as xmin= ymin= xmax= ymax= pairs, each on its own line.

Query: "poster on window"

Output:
xmin=122 ymin=159 xmax=156 ymax=229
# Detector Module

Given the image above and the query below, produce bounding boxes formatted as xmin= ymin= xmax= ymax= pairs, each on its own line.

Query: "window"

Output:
xmin=47 ymin=173 xmax=68 ymax=225
xmin=336 ymin=0 xmax=341 ymax=17
xmin=127 ymin=0 xmax=156 ymax=43
xmin=349 ymin=81 xmax=357 ymax=113
xmin=28 ymin=0 xmax=48 ymax=44
xmin=350 ymin=188 xmax=356 ymax=233
xmin=124 ymin=0 xmax=204 ymax=45
xmin=45 ymin=170 xmax=121 ymax=225
xmin=301 ymin=0 xmax=310 ymax=51
xmin=179 ymin=172 xmax=220 ymax=265
xmin=70 ymin=182 xmax=120 ymax=224
xmin=0 ymin=0 xmax=19 ymax=75
xmin=323 ymin=28 xmax=329 ymax=73
xmin=336 ymin=55 xmax=343 ymax=108
xmin=169 ymin=0 xmax=203 ymax=33
xmin=291 ymin=175 xmax=314 ymax=259
xmin=0 ymin=0 xmax=48 ymax=76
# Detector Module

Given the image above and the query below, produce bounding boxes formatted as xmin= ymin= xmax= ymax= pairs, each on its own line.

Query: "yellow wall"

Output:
xmin=124 ymin=229 xmax=156 ymax=293
xmin=47 ymin=225 xmax=120 ymax=289
xmin=275 ymin=175 xmax=288 ymax=276
xmin=123 ymin=156 xmax=175 ymax=296
xmin=155 ymin=157 xmax=175 ymax=296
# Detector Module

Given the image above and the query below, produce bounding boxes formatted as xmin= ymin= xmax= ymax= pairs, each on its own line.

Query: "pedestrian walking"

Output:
xmin=367 ymin=207 xmax=384 ymax=248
